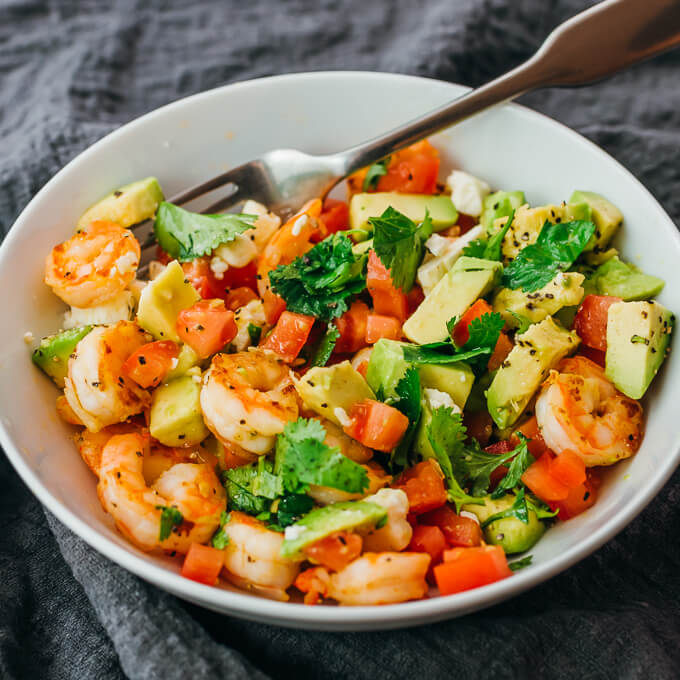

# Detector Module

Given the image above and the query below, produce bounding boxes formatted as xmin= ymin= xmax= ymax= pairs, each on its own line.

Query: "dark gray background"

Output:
xmin=1 ymin=1 xmax=679 ymax=679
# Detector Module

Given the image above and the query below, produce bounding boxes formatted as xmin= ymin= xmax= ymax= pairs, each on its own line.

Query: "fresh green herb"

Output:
xmin=156 ymin=505 xmax=183 ymax=541
xmin=223 ymin=458 xmax=282 ymax=515
xmin=490 ymin=435 xmax=535 ymax=499
xmin=154 ymin=202 xmax=257 ymax=261
xmin=211 ymin=511 xmax=231 ymax=549
xmin=370 ymin=207 xmax=433 ymax=292
xmin=508 ymin=310 xmax=533 ymax=334
xmin=481 ymin=488 xmax=530 ymax=528
xmin=309 ymin=324 xmax=340 ymax=367
xmin=462 ymin=209 xmax=514 ymax=261
xmin=251 ymin=456 xmax=284 ymax=499
xmin=362 ymin=157 xmax=391 ymax=191
xmin=247 ymin=323 xmax=262 ymax=345
xmin=275 ymin=494 xmax=315 ymax=527
xmin=426 ymin=407 xmax=482 ymax=511
xmin=275 ymin=418 xmax=369 ymax=494
xmin=509 ymin=555 xmax=533 ymax=571
xmin=269 ymin=233 xmax=367 ymax=322
xmin=502 ymin=219 xmax=597 ymax=292
xmin=457 ymin=439 xmax=523 ymax=497
xmin=391 ymin=368 xmax=422 ymax=468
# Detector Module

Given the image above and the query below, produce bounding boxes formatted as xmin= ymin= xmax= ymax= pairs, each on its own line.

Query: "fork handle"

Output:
xmin=335 ymin=0 xmax=680 ymax=177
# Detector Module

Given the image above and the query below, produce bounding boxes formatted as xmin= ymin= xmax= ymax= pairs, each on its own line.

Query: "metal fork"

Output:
xmin=137 ymin=0 xmax=680 ymax=253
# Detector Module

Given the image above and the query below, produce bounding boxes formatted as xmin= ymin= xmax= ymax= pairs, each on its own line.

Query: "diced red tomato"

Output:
xmin=365 ymin=314 xmax=401 ymax=344
xmin=548 ymin=472 xmax=599 ymax=520
xmin=180 ymin=257 xmax=258 ymax=301
xmin=260 ymin=311 xmax=315 ymax=363
xmin=176 ymin=301 xmax=238 ymax=359
xmin=512 ymin=415 xmax=548 ymax=458
xmin=224 ymin=286 xmax=258 ymax=311
xmin=407 ymin=285 xmax=425 ymax=314
xmin=303 ymin=531 xmax=363 ymax=572
xmin=181 ymin=543 xmax=225 ymax=585
xmin=220 ymin=260 xmax=258 ymax=292
xmin=344 ymin=399 xmax=409 ymax=452
xmin=484 ymin=440 xmax=513 ymax=487
xmin=375 ymin=140 xmax=440 ymax=194
xmin=262 ymin=289 xmax=287 ymax=325
xmin=434 ymin=545 xmax=512 ymax=595
xmin=318 ymin=198 xmax=349 ymax=235
xmin=455 ymin=213 xmax=478 ymax=235
xmin=355 ymin=360 xmax=369 ymax=378
xmin=408 ymin=525 xmax=447 ymax=565
xmin=392 ymin=459 xmax=448 ymax=514
xmin=573 ymin=294 xmax=622 ymax=351
xmin=521 ymin=452 xmax=570 ymax=502
xmin=122 ymin=340 xmax=179 ymax=389
xmin=550 ymin=450 xmax=587 ymax=487
xmin=334 ymin=300 xmax=369 ymax=354
xmin=419 ymin=505 xmax=482 ymax=547
xmin=579 ymin=345 xmax=607 ymax=367
xmin=463 ymin=410 xmax=494 ymax=447
xmin=488 ymin=332 xmax=513 ymax=372
xmin=367 ymin=250 xmax=408 ymax=318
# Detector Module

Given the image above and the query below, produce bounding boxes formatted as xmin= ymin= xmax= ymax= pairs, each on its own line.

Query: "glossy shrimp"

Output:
xmin=535 ymin=356 xmax=644 ymax=467
xmin=64 ymin=321 xmax=151 ymax=432
xmin=295 ymin=552 xmax=430 ymax=606
xmin=98 ymin=433 xmax=225 ymax=552
xmin=220 ymin=511 xmax=302 ymax=601
xmin=200 ymin=350 xmax=299 ymax=456
xmin=45 ymin=220 xmax=140 ymax=308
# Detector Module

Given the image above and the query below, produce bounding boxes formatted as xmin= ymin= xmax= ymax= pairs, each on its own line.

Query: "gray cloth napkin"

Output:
xmin=2 ymin=1 xmax=680 ymax=678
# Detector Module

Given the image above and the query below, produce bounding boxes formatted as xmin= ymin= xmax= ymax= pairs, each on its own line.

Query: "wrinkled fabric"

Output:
xmin=1 ymin=1 xmax=679 ymax=678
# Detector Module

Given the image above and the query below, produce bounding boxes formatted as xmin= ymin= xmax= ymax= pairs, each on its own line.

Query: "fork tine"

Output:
xmin=165 ymin=162 xmax=253 ymax=206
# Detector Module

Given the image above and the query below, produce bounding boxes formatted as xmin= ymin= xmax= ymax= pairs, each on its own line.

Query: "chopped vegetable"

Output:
xmin=343 ymin=399 xmax=410 ymax=452
xmin=260 ymin=311 xmax=315 ymax=363
xmin=176 ymin=300 xmax=237 ymax=358
xmin=181 ymin=543 xmax=225 ymax=585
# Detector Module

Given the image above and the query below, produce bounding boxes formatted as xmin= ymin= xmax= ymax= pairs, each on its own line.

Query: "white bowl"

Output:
xmin=1 ymin=72 xmax=679 ymax=631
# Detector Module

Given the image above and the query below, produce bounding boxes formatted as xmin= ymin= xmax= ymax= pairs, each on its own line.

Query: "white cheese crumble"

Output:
xmin=333 ymin=406 xmax=352 ymax=428
xmin=291 ymin=214 xmax=309 ymax=237
xmin=284 ymin=525 xmax=307 ymax=541
xmin=423 ymin=388 xmax=461 ymax=413
xmin=446 ymin=170 xmax=490 ymax=217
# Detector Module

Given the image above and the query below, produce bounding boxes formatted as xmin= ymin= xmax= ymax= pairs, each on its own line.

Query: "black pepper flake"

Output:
xmin=583 ymin=491 xmax=590 ymax=501
xmin=116 ymin=472 xmax=121 ymax=479
xmin=135 ymin=450 xmax=142 ymax=457
xmin=196 ymin=324 xmax=205 ymax=331
xmin=239 ymin=419 xmax=246 ymax=425
xmin=529 ymin=349 xmax=536 ymax=356
xmin=321 ymin=402 xmax=328 ymax=408
xmin=178 ymin=434 xmax=185 ymax=440
xmin=138 ymin=356 xmax=147 ymax=365
xmin=113 ymin=190 xmax=123 ymax=198
xmin=170 ymin=551 xmax=176 ymax=557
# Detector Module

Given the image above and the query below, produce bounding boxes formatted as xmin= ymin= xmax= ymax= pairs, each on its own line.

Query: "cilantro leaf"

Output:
xmin=502 ymin=219 xmax=596 ymax=292
xmin=223 ymin=457 xmax=282 ymax=515
xmin=275 ymin=418 xmax=369 ymax=494
xmin=247 ymin=323 xmax=262 ymax=345
xmin=426 ymin=407 xmax=482 ymax=511
xmin=154 ymin=202 xmax=257 ymax=261
xmin=211 ymin=511 xmax=231 ymax=549
xmin=362 ymin=157 xmax=391 ymax=191
xmin=275 ymin=494 xmax=315 ymax=527
xmin=370 ymin=207 xmax=433 ymax=292
xmin=269 ymin=233 xmax=367 ymax=322
xmin=509 ymin=555 xmax=533 ymax=571
xmin=391 ymin=368 xmax=422 ymax=469
xmin=462 ymin=238 xmax=487 ymax=258
xmin=456 ymin=439 xmax=524 ymax=497
xmin=507 ymin=310 xmax=532 ymax=334
xmin=309 ymin=324 xmax=340 ymax=367
xmin=156 ymin=505 xmax=183 ymax=541
xmin=481 ymin=488 xmax=530 ymax=528
xmin=490 ymin=434 xmax=535 ymax=499
xmin=461 ymin=209 xmax=514 ymax=262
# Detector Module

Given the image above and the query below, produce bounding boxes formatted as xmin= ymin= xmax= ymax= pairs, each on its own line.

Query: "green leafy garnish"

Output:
xmin=223 ymin=458 xmax=282 ymax=515
xmin=275 ymin=418 xmax=369 ymax=494
xmin=275 ymin=494 xmax=315 ymax=528
xmin=309 ymin=324 xmax=340 ymax=367
xmin=269 ymin=233 xmax=367 ymax=322
xmin=211 ymin=511 xmax=231 ymax=549
xmin=154 ymin=202 xmax=257 ymax=262
xmin=509 ymin=555 xmax=533 ymax=571
xmin=247 ymin=323 xmax=262 ymax=345
xmin=156 ymin=505 xmax=183 ymax=541
xmin=502 ymin=219 xmax=597 ymax=292
xmin=370 ymin=207 xmax=433 ymax=292
xmin=481 ymin=488 xmax=530 ymax=528
xmin=462 ymin=209 xmax=514 ymax=261
xmin=391 ymin=368 xmax=422 ymax=468
xmin=490 ymin=435 xmax=534 ymax=499
xmin=362 ymin=157 xmax=391 ymax=191
xmin=508 ymin=310 xmax=532 ymax=334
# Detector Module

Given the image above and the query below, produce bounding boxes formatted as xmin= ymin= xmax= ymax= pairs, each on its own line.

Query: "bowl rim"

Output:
xmin=2 ymin=70 xmax=680 ymax=629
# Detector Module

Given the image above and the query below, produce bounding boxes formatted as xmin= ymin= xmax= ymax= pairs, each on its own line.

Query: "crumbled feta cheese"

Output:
xmin=333 ymin=407 xmax=352 ymax=428
xmin=231 ymin=300 xmax=269 ymax=351
xmin=213 ymin=233 xmax=258 ymax=268
xmin=210 ymin=255 xmax=229 ymax=279
xmin=425 ymin=233 xmax=455 ymax=257
xmin=446 ymin=170 xmax=490 ymax=217
xmin=423 ymin=388 xmax=461 ymax=413
xmin=460 ymin=510 xmax=480 ymax=525
xmin=23 ymin=332 xmax=34 ymax=344
xmin=284 ymin=525 xmax=307 ymax=541
xmin=291 ymin=214 xmax=309 ymax=237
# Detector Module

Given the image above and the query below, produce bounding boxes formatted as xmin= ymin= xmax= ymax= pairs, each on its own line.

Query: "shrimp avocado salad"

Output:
xmin=31 ymin=139 xmax=674 ymax=605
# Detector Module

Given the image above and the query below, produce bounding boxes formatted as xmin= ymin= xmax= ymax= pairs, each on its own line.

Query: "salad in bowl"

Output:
xmin=30 ymin=138 xmax=674 ymax=606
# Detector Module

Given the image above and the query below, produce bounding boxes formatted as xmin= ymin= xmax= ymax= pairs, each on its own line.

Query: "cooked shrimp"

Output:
xmin=535 ymin=356 xmax=644 ymax=467
xmin=98 ymin=433 xmax=225 ymax=552
xmin=307 ymin=461 xmax=391 ymax=506
xmin=200 ymin=350 xmax=298 ymax=455
xmin=360 ymin=488 xmax=412 ymax=552
xmin=73 ymin=421 xmax=141 ymax=477
xmin=45 ymin=220 xmax=140 ymax=307
xmin=296 ymin=553 xmax=430 ymax=606
xmin=64 ymin=321 xmax=151 ymax=432
xmin=221 ymin=511 xmax=302 ymax=601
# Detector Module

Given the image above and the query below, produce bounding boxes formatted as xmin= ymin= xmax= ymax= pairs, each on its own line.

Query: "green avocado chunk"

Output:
xmin=149 ymin=375 xmax=209 ymax=447
xmin=349 ymin=192 xmax=458 ymax=232
xmin=366 ymin=338 xmax=474 ymax=408
xmin=589 ymin=256 xmax=665 ymax=301
xmin=569 ymin=190 xmax=623 ymax=252
xmin=280 ymin=500 xmax=387 ymax=558
xmin=77 ymin=177 xmax=164 ymax=230
xmin=480 ymin=190 xmax=526 ymax=234
xmin=605 ymin=300 xmax=674 ymax=399
xmin=403 ymin=256 xmax=503 ymax=344
xmin=486 ymin=317 xmax=579 ymax=428
xmin=462 ymin=494 xmax=545 ymax=554
xmin=32 ymin=326 xmax=93 ymax=388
